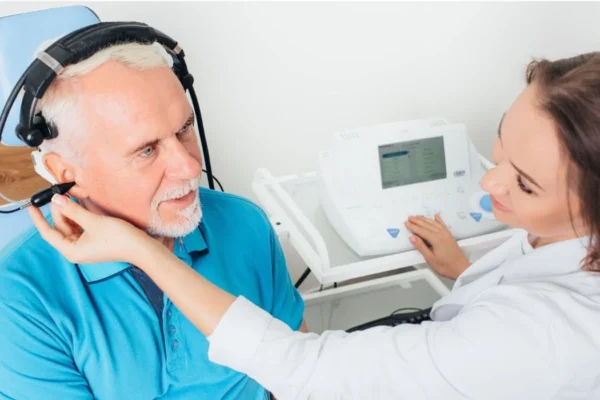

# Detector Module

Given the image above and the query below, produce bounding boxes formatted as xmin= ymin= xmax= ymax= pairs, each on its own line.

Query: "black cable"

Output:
xmin=188 ymin=86 xmax=214 ymax=190
xmin=295 ymin=267 xmax=311 ymax=289
xmin=0 ymin=206 xmax=22 ymax=214
xmin=346 ymin=307 xmax=432 ymax=333
xmin=202 ymin=169 xmax=223 ymax=192
xmin=0 ymin=182 xmax=75 ymax=214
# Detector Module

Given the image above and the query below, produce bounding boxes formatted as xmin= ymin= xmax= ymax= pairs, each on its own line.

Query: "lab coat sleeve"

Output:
xmin=208 ymin=287 xmax=565 ymax=400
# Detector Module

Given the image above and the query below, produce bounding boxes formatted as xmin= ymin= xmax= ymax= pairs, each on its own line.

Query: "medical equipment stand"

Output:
xmin=252 ymin=165 xmax=519 ymax=333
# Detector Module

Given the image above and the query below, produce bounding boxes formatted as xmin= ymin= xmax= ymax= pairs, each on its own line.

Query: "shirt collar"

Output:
xmin=179 ymin=223 xmax=208 ymax=255
xmin=78 ymin=224 xmax=208 ymax=284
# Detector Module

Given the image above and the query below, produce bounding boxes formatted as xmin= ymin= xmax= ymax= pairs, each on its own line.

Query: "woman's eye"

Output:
xmin=517 ymin=175 xmax=534 ymax=195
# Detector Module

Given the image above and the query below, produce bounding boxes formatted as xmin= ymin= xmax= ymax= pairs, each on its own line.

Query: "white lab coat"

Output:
xmin=208 ymin=230 xmax=600 ymax=399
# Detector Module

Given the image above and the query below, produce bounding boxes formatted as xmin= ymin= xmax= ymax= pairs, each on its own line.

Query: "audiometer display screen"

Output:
xmin=378 ymin=136 xmax=447 ymax=189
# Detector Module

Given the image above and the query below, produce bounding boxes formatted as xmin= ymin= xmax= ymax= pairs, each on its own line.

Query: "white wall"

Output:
xmin=3 ymin=1 xmax=600 ymax=284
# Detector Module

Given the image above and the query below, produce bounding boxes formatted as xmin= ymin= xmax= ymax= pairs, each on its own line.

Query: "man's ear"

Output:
xmin=43 ymin=152 xmax=89 ymax=199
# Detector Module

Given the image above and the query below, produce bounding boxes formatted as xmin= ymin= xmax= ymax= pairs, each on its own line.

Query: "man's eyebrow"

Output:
xmin=127 ymin=113 xmax=195 ymax=157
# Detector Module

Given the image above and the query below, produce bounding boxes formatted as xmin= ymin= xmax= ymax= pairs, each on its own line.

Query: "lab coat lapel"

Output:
xmin=430 ymin=230 xmax=589 ymax=321
xmin=431 ymin=230 xmax=527 ymax=321
xmin=501 ymin=235 xmax=589 ymax=283
xmin=454 ymin=230 xmax=529 ymax=288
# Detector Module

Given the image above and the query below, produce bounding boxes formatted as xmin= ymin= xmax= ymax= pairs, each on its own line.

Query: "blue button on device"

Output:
xmin=470 ymin=212 xmax=482 ymax=222
xmin=479 ymin=194 xmax=493 ymax=212
xmin=386 ymin=228 xmax=400 ymax=238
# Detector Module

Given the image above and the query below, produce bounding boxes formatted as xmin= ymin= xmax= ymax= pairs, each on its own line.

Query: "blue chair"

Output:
xmin=0 ymin=5 xmax=100 ymax=251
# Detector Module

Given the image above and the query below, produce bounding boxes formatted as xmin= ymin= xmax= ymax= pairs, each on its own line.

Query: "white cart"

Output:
xmin=252 ymin=167 xmax=518 ymax=333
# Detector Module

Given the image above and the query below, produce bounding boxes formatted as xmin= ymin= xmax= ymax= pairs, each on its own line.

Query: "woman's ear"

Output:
xmin=43 ymin=152 xmax=89 ymax=199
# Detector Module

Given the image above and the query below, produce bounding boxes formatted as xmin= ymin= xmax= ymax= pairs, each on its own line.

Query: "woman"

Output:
xmin=30 ymin=54 xmax=600 ymax=399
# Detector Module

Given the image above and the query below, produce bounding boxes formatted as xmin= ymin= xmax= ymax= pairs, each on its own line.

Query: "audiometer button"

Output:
xmin=469 ymin=212 xmax=482 ymax=222
xmin=386 ymin=228 xmax=400 ymax=238
xmin=479 ymin=194 xmax=493 ymax=212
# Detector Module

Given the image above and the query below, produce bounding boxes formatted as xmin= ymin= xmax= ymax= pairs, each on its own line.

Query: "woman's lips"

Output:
xmin=491 ymin=196 xmax=511 ymax=212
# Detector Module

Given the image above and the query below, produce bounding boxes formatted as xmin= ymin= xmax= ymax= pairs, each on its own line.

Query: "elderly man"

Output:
xmin=0 ymin=41 xmax=306 ymax=399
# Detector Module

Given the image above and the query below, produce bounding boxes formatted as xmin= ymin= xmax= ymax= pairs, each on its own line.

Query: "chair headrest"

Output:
xmin=0 ymin=5 xmax=100 ymax=146
xmin=0 ymin=5 xmax=98 ymax=251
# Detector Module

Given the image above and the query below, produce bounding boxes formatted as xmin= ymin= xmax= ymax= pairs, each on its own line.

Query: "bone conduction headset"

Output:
xmin=0 ymin=22 xmax=215 ymax=214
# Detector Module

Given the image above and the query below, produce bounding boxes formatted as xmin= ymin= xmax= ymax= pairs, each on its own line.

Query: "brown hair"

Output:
xmin=526 ymin=53 xmax=600 ymax=272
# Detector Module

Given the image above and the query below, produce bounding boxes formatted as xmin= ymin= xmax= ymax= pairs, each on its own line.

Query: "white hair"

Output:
xmin=36 ymin=41 xmax=173 ymax=161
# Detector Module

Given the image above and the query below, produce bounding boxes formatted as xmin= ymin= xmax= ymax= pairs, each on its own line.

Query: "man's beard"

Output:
xmin=146 ymin=176 xmax=203 ymax=238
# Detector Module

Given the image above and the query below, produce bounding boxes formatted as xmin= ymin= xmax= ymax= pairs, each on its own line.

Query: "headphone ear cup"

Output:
xmin=15 ymin=122 xmax=44 ymax=147
xmin=45 ymin=120 xmax=59 ymax=140
xmin=171 ymin=55 xmax=194 ymax=90
xmin=32 ymin=114 xmax=58 ymax=141
xmin=25 ymin=129 xmax=45 ymax=147
xmin=15 ymin=122 xmax=28 ymax=144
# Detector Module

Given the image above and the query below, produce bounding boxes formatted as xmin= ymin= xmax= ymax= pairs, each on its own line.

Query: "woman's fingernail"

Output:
xmin=409 ymin=235 xmax=416 ymax=243
xmin=52 ymin=194 xmax=66 ymax=207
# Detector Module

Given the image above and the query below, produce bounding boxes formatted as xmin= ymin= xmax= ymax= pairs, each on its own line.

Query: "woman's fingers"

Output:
xmin=50 ymin=202 xmax=80 ymax=238
xmin=407 ymin=215 xmax=443 ymax=232
xmin=27 ymin=206 xmax=71 ymax=253
xmin=405 ymin=219 xmax=437 ymax=242
xmin=434 ymin=213 xmax=449 ymax=229
xmin=409 ymin=234 xmax=434 ymax=263
xmin=51 ymin=195 xmax=98 ymax=229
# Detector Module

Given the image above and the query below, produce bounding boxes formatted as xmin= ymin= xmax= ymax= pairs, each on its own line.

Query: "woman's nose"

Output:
xmin=480 ymin=168 xmax=509 ymax=196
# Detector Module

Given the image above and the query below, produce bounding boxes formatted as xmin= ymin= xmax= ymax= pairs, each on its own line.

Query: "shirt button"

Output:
xmin=171 ymin=340 xmax=179 ymax=350
xmin=168 ymin=325 xmax=176 ymax=336
xmin=167 ymin=309 xmax=172 ymax=319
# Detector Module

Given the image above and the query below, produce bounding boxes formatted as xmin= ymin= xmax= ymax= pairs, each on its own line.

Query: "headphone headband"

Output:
xmin=27 ymin=22 xmax=182 ymax=98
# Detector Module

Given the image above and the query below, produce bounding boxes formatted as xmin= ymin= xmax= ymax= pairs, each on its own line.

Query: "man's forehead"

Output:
xmin=77 ymin=71 xmax=188 ymax=139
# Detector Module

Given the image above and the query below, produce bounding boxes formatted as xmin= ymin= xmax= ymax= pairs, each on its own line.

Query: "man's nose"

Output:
xmin=164 ymin=140 xmax=202 ymax=180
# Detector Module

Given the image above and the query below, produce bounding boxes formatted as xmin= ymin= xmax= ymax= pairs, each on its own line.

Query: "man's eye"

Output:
xmin=177 ymin=129 xmax=191 ymax=139
xmin=140 ymin=146 xmax=155 ymax=157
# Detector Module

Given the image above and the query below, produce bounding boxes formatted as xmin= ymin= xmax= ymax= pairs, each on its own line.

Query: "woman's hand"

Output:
xmin=404 ymin=213 xmax=471 ymax=280
xmin=28 ymin=194 xmax=153 ymax=265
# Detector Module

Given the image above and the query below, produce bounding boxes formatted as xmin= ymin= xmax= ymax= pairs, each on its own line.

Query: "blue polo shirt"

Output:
xmin=0 ymin=188 xmax=304 ymax=400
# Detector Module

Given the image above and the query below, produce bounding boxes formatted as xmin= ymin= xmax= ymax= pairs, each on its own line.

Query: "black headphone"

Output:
xmin=0 ymin=21 xmax=214 ymax=190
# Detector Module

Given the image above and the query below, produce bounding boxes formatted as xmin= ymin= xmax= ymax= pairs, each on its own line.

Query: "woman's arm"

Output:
xmin=29 ymin=195 xmax=559 ymax=399
xmin=132 ymin=238 xmax=235 ymax=336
